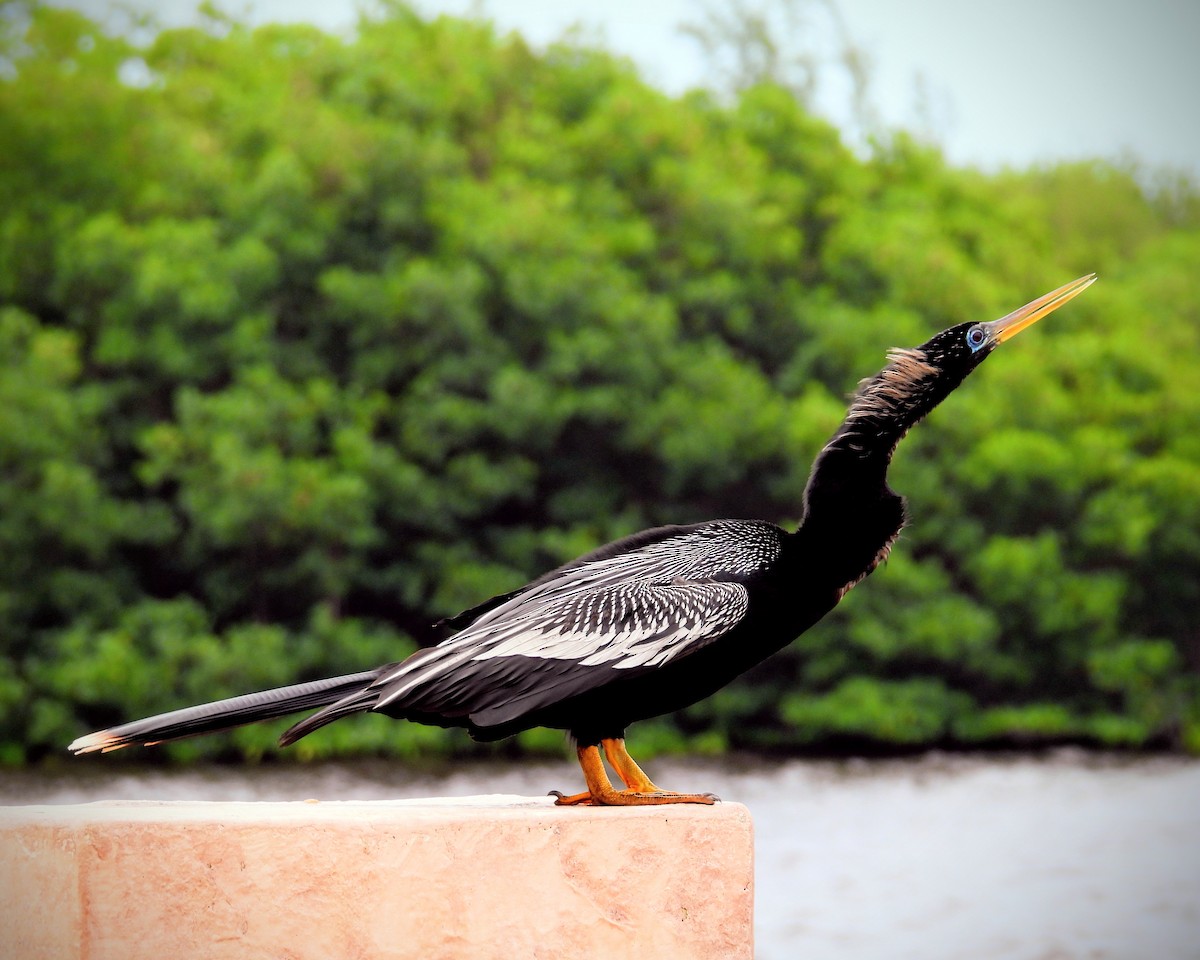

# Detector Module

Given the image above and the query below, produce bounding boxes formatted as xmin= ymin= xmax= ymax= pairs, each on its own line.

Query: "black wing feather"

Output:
xmin=371 ymin=520 xmax=784 ymax=730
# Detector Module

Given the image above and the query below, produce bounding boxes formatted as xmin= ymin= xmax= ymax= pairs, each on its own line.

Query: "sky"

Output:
xmin=51 ymin=0 xmax=1200 ymax=180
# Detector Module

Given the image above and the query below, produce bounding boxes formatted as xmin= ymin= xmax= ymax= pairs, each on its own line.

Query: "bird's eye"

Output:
xmin=966 ymin=325 xmax=987 ymax=352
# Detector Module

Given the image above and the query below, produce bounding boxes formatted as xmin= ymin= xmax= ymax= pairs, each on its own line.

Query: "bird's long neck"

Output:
xmin=801 ymin=346 xmax=954 ymax=519
xmin=786 ymin=346 xmax=953 ymax=599
xmin=796 ymin=340 xmax=974 ymax=532
xmin=825 ymin=347 xmax=940 ymax=461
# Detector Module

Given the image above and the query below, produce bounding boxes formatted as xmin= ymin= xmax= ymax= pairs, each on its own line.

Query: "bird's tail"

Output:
xmin=276 ymin=686 xmax=383 ymax=747
xmin=68 ymin=670 xmax=382 ymax=755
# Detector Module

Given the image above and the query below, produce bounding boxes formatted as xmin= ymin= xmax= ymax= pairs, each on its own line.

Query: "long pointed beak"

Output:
xmin=984 ymin=273 xmax=1097 ymax=343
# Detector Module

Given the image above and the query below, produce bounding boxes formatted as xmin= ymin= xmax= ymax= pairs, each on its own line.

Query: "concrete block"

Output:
xmin=0 ymin=796 xmax=753 ymax=959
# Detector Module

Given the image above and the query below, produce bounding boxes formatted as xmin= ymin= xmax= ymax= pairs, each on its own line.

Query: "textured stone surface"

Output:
xmin=0 ymin=796 xmax=753 ymax=959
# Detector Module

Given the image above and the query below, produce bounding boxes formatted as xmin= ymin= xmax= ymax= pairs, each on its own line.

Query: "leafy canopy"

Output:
xmin=3 ymin=3 xmax=1199 ymax=763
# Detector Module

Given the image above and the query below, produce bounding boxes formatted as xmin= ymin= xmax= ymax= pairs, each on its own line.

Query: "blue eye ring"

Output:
xmin=966 ymin=325 xmax=987 ymax=352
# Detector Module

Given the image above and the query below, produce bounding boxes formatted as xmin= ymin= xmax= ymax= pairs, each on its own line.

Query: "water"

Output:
xmin=5 ymin=750 xmax=1198 ymax=959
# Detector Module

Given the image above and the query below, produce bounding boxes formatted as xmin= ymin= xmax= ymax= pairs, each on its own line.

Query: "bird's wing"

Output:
xmin=464 ymin=577 xmax=752 ymax=670
xmin=372 ymin=520 xmax=783 ymax=714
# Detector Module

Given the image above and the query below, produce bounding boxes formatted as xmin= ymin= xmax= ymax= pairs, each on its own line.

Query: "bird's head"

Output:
xmin=917 ymin=273 xmax=1098 ymax=389
xmin=834 ymin=273 xmax=1098 ymax=456
xmin=806 ymin=273 xmax=1097 ymax=514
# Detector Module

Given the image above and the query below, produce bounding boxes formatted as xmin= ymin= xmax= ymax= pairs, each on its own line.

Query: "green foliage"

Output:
xmin=2 ymin=2 xmax=1199 ymax=764
xmin=782 ymin=677 xmax=972 ymax=744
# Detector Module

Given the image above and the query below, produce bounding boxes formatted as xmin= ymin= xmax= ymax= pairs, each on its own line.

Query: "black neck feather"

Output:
xmin=801 ymin=346 xmax=959 ymax=519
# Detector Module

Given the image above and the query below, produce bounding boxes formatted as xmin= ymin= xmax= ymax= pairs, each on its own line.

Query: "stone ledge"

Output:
xmin=0 ymin=796 xmax=753 ymax=960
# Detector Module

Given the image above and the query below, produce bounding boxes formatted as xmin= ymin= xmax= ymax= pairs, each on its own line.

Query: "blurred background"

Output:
xmin=2 ymin=1 xmax=1198 ymax=956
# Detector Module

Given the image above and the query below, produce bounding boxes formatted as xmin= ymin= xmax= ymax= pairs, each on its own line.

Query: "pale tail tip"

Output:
xmin=68 ymin=731 xmax=125 ymax=755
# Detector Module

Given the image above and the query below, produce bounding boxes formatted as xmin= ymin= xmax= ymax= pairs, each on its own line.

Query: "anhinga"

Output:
xmin=70 ymin=275 xmax=1096 ymax=805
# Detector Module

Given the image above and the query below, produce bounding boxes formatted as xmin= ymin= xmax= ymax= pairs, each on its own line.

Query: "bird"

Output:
xmin=69 ymin=274 xmax=1097 ymax=805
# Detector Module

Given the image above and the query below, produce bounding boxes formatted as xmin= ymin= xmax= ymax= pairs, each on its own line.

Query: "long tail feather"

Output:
xmin=278 ymin=687 xmax=381 ymax=747
xmin=68 ymin=670 xmax=381 ymax=754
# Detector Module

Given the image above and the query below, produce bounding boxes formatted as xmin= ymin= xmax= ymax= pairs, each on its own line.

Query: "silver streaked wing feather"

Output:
xmin=468 ymin=579 xmax=750 ymax=669
xmin=373 ymin=520 xmax=780 ymax=708
xmin=466 ymin=520 xmax=778 ymax=632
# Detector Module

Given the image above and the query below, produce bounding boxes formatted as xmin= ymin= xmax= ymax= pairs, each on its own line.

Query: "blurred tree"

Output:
xmin=1 ymin=1 xmax=1197 ymax=763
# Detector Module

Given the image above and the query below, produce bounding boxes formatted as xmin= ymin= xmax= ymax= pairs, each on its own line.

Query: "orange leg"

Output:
xmin=550 ymin=739 xmax=719 ymax=806
xmin=603 ymin=737 xmax=663 ymax=792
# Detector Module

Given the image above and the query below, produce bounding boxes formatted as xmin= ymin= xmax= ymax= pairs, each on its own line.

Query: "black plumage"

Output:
xmin=70 ymin=275 xmax=1096 ymax=805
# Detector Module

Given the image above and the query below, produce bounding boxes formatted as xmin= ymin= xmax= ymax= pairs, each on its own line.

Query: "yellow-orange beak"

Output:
xmin=984 ymin=273 xmax=1097 ymax=343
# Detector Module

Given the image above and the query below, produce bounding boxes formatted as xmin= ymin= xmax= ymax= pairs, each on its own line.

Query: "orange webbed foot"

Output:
xmin=551 ymin=740 xmax=721 ymax=806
